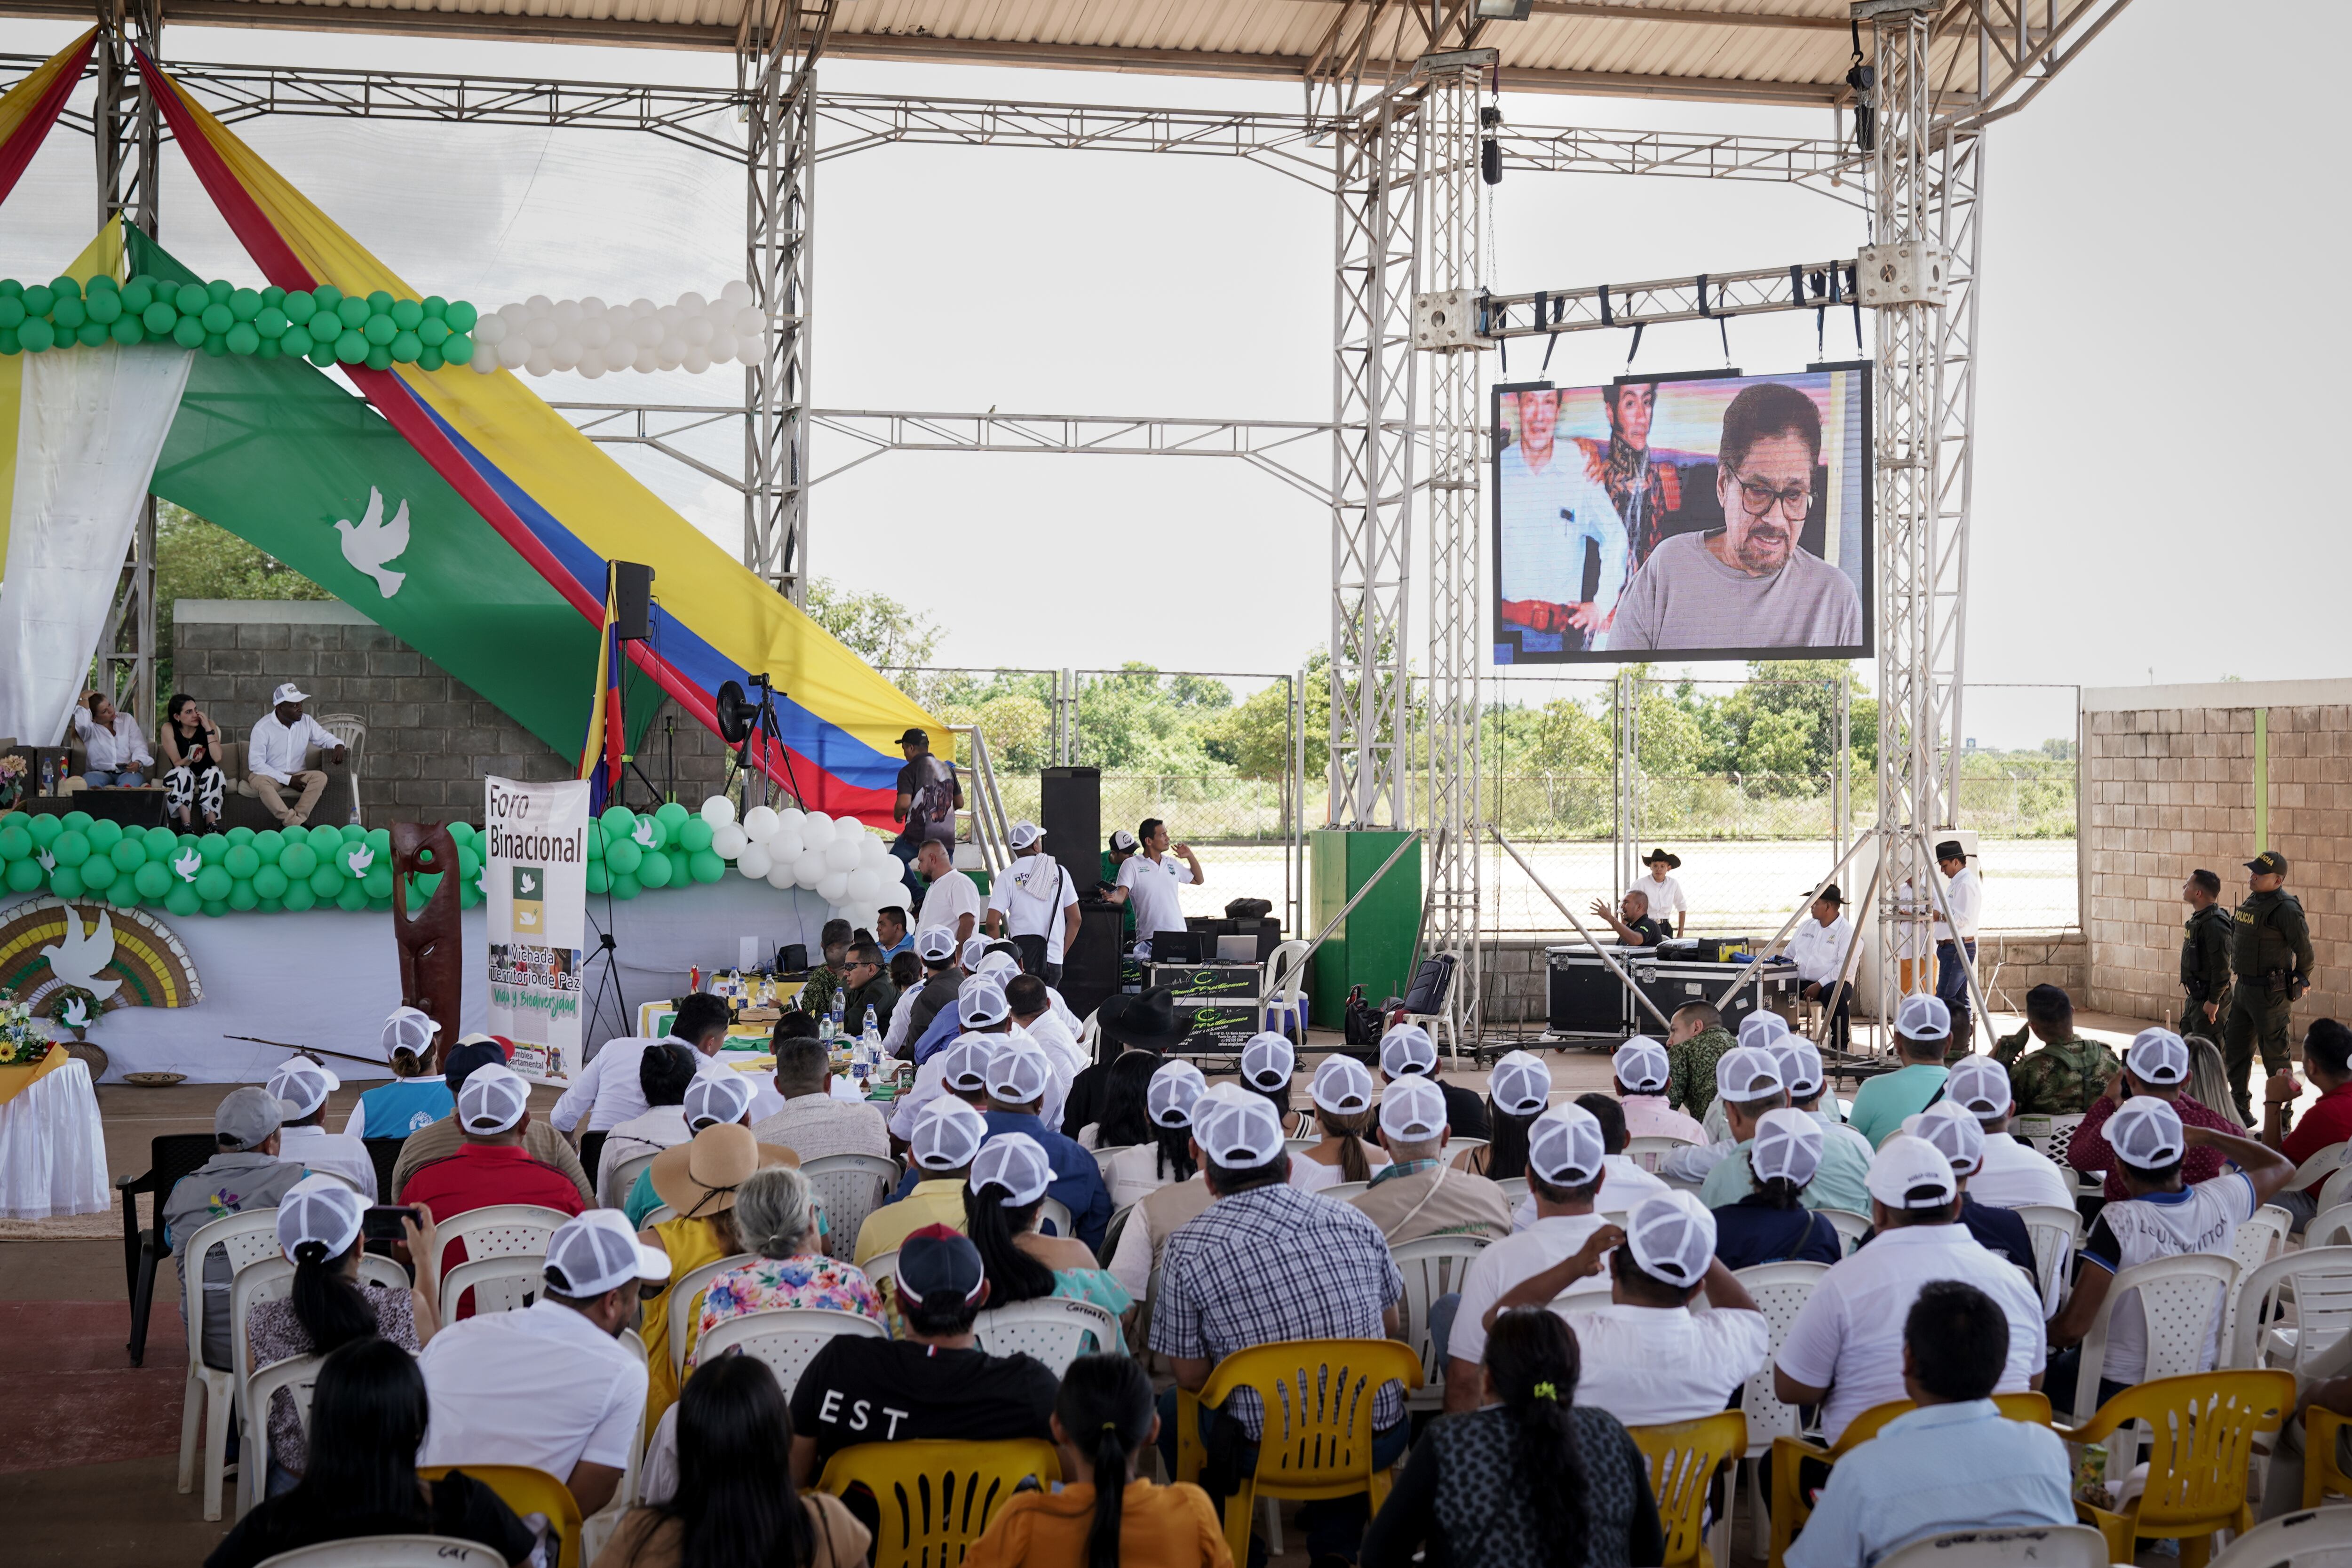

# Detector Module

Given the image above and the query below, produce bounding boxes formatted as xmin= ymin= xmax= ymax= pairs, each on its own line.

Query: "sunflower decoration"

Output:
xmin=0 ymin=990 xmax=56 ymax=1065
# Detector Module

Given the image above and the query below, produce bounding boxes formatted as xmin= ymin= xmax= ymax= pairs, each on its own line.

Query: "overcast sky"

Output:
xmin=2 ymin=0 xmax=2343 ymax=749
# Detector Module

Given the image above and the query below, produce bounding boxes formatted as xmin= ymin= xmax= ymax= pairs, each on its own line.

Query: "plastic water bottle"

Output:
xmin=860 ymin=1017 xmax=883 ymax=1072
xmin=826 ymin=989 xmax=845 ymax=1043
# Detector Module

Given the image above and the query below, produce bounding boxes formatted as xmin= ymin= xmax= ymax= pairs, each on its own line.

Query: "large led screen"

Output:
xmin=1491 ymin=365 xmax=1873 ymax=663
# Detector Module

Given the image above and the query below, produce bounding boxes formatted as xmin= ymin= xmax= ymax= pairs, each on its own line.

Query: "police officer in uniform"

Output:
xmin=2226 ymin=850 xmax=2315 ymax=1123
xmin=2180 ymin=868 xmax=2233 ymax=1039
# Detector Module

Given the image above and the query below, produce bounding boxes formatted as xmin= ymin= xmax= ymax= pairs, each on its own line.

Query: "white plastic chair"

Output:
xmin=1626 ymin=1134 xmax=1700 ymax=1173
xmin=862 ymin=1248 xmax=900 ymax=1299
xmin=230 ymin=1252 xmax=410 ymax=1515
xmin=2209 ymin=1505 xmax=2352 ymax=1568
xmin=1874 ymin=1523 xmax=2110 ymax=1568
xmin=600 ymin=1149 xmax=660 ymax=1212
xmin=2318 ymin=1164 xmax=2352 ymax=1216
xmin=2010 ymin=1112 xmax=2088 ymax=1166
xmin=235 ymin=1352 xmax=326 ymax=1520
xmin=1447 ymin=1138 xmax=1489 ymax=1165
xmin=178 ymin=1209 xmax=285 ymax=1521
xmin=1494 ymin=1176 xmax=1529 ymax=1202
xmin=2288 ymin=1142 xmax=2350 ymax=1193
xmin=2225 ymin=1206 xmax=2296 ymax=1347
xmin=1724 ymin=1260 xmax=1830 ymax=1556
xmin=1284 ymin=1137 xmax=1319 ymax=1156
xmin=666 ymin=1252 xmax=755 ymax=1378
xmin=578 ymin=1326 xmax=648 ymax=1564
xmin=1549 ymin=1281 xmax=1614 ymax=1315
xmin=1038 ymin=1195 xmax=1074 ymax=1240
xmin=2071 ymin=1251 xmax=2240 ymax=1420
xmin=1258 ymin=939 xmax=1309 ymax=1037
xmin=1090 ymin=1145 xmax=1141 ymax=1185
xmin=643 ymin=1204 xmax=679 ymax=1227
xmin=1388 ymin=1234 xmax=1493 ymax=1411
xmin=2016 ymin=1203 xmax=2085 ymax=1319
xmin=2228 ymin=1247 xmax=2352 ymax=1382
xmin=428 ymin=1203 xmax=571 ymax=1304
xmin=972 ymin=1297 xmax=1121 ymax=1375
xmin=1323 ymin=1180 xmax=1370 ymax=1200
xmin=1816 ymin=1207 xmax=1871 ymax=1257
xmin=439 ymin=1252 xmax=548 ymax=1322
xmin=2310 ymin=1206 xmax=2352 ymax=1251
xmin=695 ymin=1306 xmax=888 ymax=1393
xmin=250 ymin=1534 xmax=505 ymax=1566
xmin=318 ymin=712 xmax=366 ymax=826
xmin=800 ymin=1153 xmax=901 ymax=1262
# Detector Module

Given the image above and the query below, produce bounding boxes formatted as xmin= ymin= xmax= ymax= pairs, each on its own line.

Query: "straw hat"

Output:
xmin=648 ymin=1123 xmax=797 ymax=1221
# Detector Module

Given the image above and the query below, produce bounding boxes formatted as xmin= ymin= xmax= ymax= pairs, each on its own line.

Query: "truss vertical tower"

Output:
xmin=94 ymin=0 xmax=162 ymax=731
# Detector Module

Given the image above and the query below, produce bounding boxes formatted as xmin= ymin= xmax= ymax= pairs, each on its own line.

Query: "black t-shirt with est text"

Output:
xmin=788 ymin=1338 xmax=1058 ymax=1468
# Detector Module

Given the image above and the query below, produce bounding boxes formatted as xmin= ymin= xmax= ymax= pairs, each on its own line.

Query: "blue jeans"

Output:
xmin=1156 ymin=1385 xmax=1412 ymax=1564
xmin=84 ymin=769 xmax=144 ymax=787
xmin=888 ymin=836 xmax=925 ymax=903
xmin=1937 ymin=938 xmax=1977 ymax=1035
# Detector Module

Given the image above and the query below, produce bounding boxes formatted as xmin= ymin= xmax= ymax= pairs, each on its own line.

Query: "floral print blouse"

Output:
xmin=689 ymin=1254 xmax=885 ymax=1369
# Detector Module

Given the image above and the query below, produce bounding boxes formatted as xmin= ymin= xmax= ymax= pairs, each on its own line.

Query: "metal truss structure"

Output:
xmin=1480 ymin=257 xmax=1860 ymax=339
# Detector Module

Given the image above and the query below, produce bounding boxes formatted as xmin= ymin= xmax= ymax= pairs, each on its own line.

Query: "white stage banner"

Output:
xmin=483 ymin=775 xmax=590 ymax=1081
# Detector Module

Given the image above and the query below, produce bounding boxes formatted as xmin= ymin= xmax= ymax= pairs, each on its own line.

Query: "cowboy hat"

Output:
xmin=649 ymin=1123 xmax=798 ymax=1221
xmin=1643 ymin=848 xmax=1682 ymax=869
xmin=1098 ymin=987 xmax=1189 ymax=1054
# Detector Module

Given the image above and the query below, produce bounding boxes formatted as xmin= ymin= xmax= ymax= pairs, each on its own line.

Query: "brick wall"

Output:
xmin=2082 ymin=680 xmax=2351 ymax=1030
xmin=172 ymin=599 xmax=734 ymax=824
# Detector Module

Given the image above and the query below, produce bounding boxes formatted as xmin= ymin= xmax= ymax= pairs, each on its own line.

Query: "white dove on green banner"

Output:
xmin=336 ymin=487 xmax=410 ymax=598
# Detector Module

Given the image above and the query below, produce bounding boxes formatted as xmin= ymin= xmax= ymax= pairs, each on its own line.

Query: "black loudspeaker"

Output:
xmin=1060 ymin=902 xmax=1125 ymax=1027
xmin=1040 ymin=766 xmax=1100 ymax=897
xmin=612 ymin=562 xmax=655 ymax=642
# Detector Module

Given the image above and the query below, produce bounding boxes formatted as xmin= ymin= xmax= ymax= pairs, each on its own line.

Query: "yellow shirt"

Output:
xmin=853 ymin=1178 xmax=969 ymax=1265
xmin=964 ymin=1480 xmax=1232 ymax=1568
xmin=641 ymin=1214 xmax=731 ymax=1434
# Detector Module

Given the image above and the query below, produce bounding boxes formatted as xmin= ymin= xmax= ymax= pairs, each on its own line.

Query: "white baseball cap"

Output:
xmin=543 ymin=1210 xmax=670 ymax=1298
xmin=1894 ymin=994 xmax=1953 ymax=1041
xmin=1240 ymin=1033 xmax=1296 ymax=1092
xmin=1195 ymin=1092 xmax=1286 ymax=1168
xmin=1380 ymin=1024 xmax=1438 ymax=1078
xmin=960 ymin=936 xmax=992 ymax=970
xmin=1944 ymin=1055 xmax=2013 ymax=1120
xmin=1715 ymin=1045 xmax=1785 ymax=1104
xmin=1379 ymin=1075 xmax=1447 ymax=1141
xmin=939 ymin=1035 xmax=996 ymax=1095
xmin=277 ymin=1174 xmax=365 ymax=1262
xmin=1310 ymin=1055 xmax=1376 ymax=1116
xmin=1737 ymin=1011 xmax=1791 ymax=1051
xmin=916 ymin=924 xmax=960 ymax=963
xmin=1613 ymin=1037 xmax=1670 ymax=1094
xmin=1750 ymin=1108 xmax=1824 ymax=1187
xmin=1526 ymin=1101 xmax=1606 ymax=1187
xmin=1109 ymin=828 xmax=1138 ymax=852
xmin=1626 ymin=1190 xmax=1716 ymax=1289
xmin=381 ymin=1006 xmax=439 ymax=1060
xmin=1147 ymin=1060 xmax=1207 ymax=1128
xmin=984 ymin=1038 xmax=1052 ymax=1106
xmin=1769 ymin=1038 xmax=1826 ymax=1101
xmin=1907 ymin=1100 xmax=1987 ymax=1176
xmin=974 ymin=951 xmax=1022 ymax=982
xmin=2108 ymin=1097 xmax=2187 ymax=1170
xmin=684 ymin=1071 xmax=755 ymax=1130
xmin=456 ymin=1063 xmax=530 ymax=1134
xmin=1866 ymin=1132 xmax=1959 ymax=1210
xmin=267 ymin=1058 xmax=340 ymax=1120
xmin=1008 ymin=820 xmax=1043 ymax=850
xmin=1489 ymin=1051 xmax=1552 ymax=1117
xmin=270 ymin=681 xmax=309 ymax=706
xmin=970 ymin=1132 xmax=1053 ymax=1206
xmin=2128 ymin=1027 xmax=2191 ymax=1087
xmin=957 ymin=979 xmax=1011 ymax=1030
xmin=911 ymin=1096 xmax=989 ymax=1170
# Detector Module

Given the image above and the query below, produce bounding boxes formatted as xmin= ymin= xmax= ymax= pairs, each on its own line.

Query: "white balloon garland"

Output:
xmin=467 ymin=283 xmax=770 ymax=377
xmin=696 ymin=792 xmax=902 ymax=935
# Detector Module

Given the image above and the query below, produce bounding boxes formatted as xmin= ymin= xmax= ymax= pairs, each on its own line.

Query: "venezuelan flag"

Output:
xmin=133 ymin=54 xmax=937 ymax=828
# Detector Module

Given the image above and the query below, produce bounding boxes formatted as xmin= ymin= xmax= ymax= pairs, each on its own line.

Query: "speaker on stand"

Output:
xmin=1040 ymin=766 xmax=1101 ymax=895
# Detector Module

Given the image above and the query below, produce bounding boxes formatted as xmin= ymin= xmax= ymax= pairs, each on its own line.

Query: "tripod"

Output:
xmin=721 ymin=673 xmax=810 ymax=810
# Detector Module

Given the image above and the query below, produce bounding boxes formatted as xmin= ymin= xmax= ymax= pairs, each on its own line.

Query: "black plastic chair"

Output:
xmin=118 ymin=1131 xmax=222 ymax=1367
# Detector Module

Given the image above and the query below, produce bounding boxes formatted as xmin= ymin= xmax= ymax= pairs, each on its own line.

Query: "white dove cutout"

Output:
xmin=516 ymin=905 xmax=542 ymax=930
xmin=336 ymin=487 xmax=412 ymax=598
xmin=40 ymin=908 xmax=122 ymax=1003
xmin=36 ymin=848 xmax=54 ymax=872
xmin=346 ymin=844 xmax=375 ymax=876
xmin=632 ymin=820 xmax=657 ymax=849
xmin=59 ymin=995 xmax=91 ymax=1030
xmin=173 ymin=849 xmax=202 ymax=883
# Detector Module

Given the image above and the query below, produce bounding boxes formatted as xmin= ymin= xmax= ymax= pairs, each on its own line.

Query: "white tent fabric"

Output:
xmin=0 ymin=343 xmax=192 ymax=746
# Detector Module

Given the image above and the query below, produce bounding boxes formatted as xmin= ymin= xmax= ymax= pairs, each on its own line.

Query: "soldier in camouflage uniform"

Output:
xmin=1664 ymin=1000 xmax=1737 ymax=1121
xmin=2226 ymin=851 xmax=2315 ymax=1123
xmin=1990 ymin=982 xmax=2123 ymax=1116
xmin=2180 ymin=868 xmax=2233 ymax=1039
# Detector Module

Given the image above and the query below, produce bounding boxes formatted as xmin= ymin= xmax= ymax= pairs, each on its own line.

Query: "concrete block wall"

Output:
xmin=172 ymin=599 xmax=735 ymax=824
xmin=2082 ymin=680 xmax=2351 ymax=1031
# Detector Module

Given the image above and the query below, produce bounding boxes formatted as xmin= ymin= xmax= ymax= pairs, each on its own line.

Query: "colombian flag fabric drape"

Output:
xmin=130 ymin=53 xmax=937 ymax=826
xmin=0 ymin=32 xmax=95 ymax=207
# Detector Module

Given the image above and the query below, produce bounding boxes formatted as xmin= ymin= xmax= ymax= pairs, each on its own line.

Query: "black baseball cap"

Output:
xmin=897 ymin=728 xmax=929 ymax=747
xmin=2248 ymin=851 xmax=2288 ymax=876
xmin=443 ymin=1036 xmax=509 ymax=1093
xmin=895 ymin=1224 xmax=986 ymax=1307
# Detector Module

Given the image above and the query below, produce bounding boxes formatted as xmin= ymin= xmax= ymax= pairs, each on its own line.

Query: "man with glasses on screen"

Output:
xmin=1610 ymin=382 xmax=1862 ymax=653
xmin=1496 ymin=387 xmax=1629 ymax=653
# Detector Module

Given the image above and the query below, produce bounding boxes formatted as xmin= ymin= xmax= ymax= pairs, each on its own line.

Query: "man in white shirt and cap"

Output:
xmin=246 ymin=683 xmax=347 ymax=828
xmin=1349 ymin=1076 xmax=1513 ymax=1244
xmin=1663 ymin=1042 xmax=1785 ymax=1189
xmin=1702 ymin=1045 xmax=1873 ymax=1214
xmin=1774 ymin=1133 xmax=2048 ymax=1441
xmin=985 ymin=821 xmax=1081 ymax=984
xmin=1785 ymin=883 xmax=1855 ymax=1051
xmin=1108 ymin=818 xmax=1203 ymax=959
xmin=419 ymin=1209 xmax=663 ymax=1516
xmin=1939 ymin=1055 xmax=2074 ymax=1211
xmin=1702 ymin=1011 xmax=1794 ymax=1144
xmin=267 ymin=1057 xmax=377 ymax=1199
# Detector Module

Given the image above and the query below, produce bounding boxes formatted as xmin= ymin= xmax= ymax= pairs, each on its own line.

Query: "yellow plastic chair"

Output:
xmin=1627 ymin=1411 xmax=1748 ymax=1568
xmin=2056 ymin=1369 xmax=2294 ymax=1568
xmin=2301 ymin=1407 xmax=2352 ymax=1508
xmin=1173 ymin=1338 xmax=1424 ymax=1566
xmin=817 ymin=1439 xmax=1059 ymax=1568
xmin=419 ymin=1463 xmax=585 ymax=1568
xmin=1768 ymin=1393 xmax=2053 ymax=1568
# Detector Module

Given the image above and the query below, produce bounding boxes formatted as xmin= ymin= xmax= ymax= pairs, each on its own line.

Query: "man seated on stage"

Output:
xmin=838 ymin=940 xmax=898 ymax=1038
xmin=1786 ymin=884 xmax=1855 ymax=1051
xmin=1990 ymin=983 xmax=2122 ymax=1116
xmin=875 ymin=906 xmax=913 ymax=963
xmin=70 ymin=689 xmax=151 ymax=787
xmin=793 ymin=919 xmax=857 ymax=1023
xmin=246 ymin=683 xmax=347 ymax=828
xmin=267 ymin=1057 xmax=376 ymax=1199
xmin=1589 ymin=887 xmax=1672 ymax=947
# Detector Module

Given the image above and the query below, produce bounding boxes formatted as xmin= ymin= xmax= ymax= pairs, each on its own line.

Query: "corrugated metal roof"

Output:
xmin=1 ymin=0 xmax=2100 ymax=106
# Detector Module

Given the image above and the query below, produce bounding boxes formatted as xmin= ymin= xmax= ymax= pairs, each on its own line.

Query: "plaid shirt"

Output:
xmin=1150 ymin=1180 xmax=1406 ymax=1436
